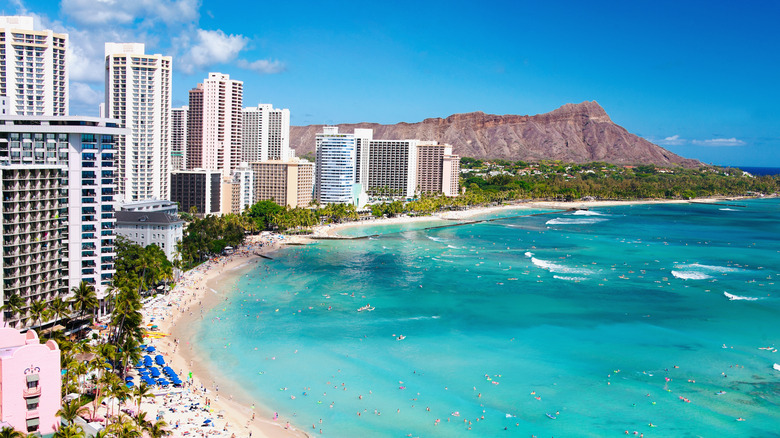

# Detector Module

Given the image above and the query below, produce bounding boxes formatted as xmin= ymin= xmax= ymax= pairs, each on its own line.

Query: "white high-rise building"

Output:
xmin=104 ymin=43 xmax=172 ymax=202
xmin=242 ymin=104 xmax=291 ymax=162
xmin=199 ymin=73 xmax=242 ymax=177
xmin=171 ymin=106 xmax=188 ymax=170
xmin=315 ymin=126 xmax=358 ymax=204
xmin=0 ymin=16 xmax=68 ymax=116
xmin=0 ymin=116 xmax=126 ymax=320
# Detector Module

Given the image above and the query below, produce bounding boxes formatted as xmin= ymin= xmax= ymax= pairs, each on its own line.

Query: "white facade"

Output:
xmin=242 ymin=104 xmax=291 ymax=162
xmin=171 ymin=106 xmax=188 ymax=170
xmin=0 ymin=116 xmax=126 ymax=311
xmin=315 ymin=126 xmax=357 ymax=204
xmin=232 ymin=163 xmax=254 ymax=212
xmin=104 ymin=43 xmax=172 ymax=202
xmin=0 ymin=16 xmax=68 ymax=116
xmin=116 ymin=200 xmax=183 ymax=262
xmin=201 ymin=73 xmax=242 ymax=177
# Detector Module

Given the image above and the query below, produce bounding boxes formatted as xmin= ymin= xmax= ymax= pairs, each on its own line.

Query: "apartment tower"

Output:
xmin=104 ymin=43 xmax=172 ymax=202
xmin=187 ymin=73 xmax=243 ymax=176
xmin=416 ymin=142 xmax=461 ymax=197
xmin=171 ymin=106 xmax=188 ymax=170
xmin=315 ymin=126 xmax=357 ymax=204
xmin=0 ymin=16 xmax=68 ymax=116
xmin=242 ymin=104 xmax=291 ymax=162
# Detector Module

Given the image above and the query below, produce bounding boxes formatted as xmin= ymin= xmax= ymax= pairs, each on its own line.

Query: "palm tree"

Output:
xmin=0 ymin=427 xmax=25 ymax=438
xmin=109 ymin=415 xmax=142 ymax=438
xmin=144 ymin=420 xmax=171 ymax=438
xmin=56 ymin=400 xmax=88 ymax=425
xmin=25 ymin=299 xmax=48 ymax=330
xmin=53 ymin=423 xmax=84 ymax=438
xmin=69 ymin=281 xmax=98 ymax=324
xmin=46 ymin=297 xmax=71 ymax=338
xmin=133 ymin=383 xmax=153 ymax=417
xmin=1 ymin=293 xmax=25 ymax=328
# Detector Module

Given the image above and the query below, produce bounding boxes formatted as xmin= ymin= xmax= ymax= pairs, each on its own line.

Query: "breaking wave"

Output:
xmin=724 ymin=292 xmax=760 ymax=301
xmin=571 ymin=210 xmax=605 ymax=216
xmin=546 ymin=217 xmax=608 ymax=225
xmin=553 ymin=275 xmax=589 ymax=281
xmin=671 ymin=270 xmax=713 ymax=280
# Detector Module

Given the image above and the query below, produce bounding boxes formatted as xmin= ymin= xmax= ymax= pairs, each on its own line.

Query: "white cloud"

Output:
xmin=60 ymin=0 xmax=200 ymax=26
xmin=691 ymin=138 xmax=746 ymax=147
xmin=70 ymin=82 xmax=103 ymax=106
xmin=656 ymin=135 xmax=686 ymax=146
xmin=237 ymin=59 xmax=286 ymax=74
xmin=178 ymin=29 xmax=248 ymax=74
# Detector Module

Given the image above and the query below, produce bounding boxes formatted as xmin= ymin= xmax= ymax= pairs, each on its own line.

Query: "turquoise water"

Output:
xmin=196 ymin=200 xmax=780 ymax=437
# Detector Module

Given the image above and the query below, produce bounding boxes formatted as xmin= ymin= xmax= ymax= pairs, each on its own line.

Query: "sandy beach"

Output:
xmin=136 ymin=195 xmax=762 ymax=437
xmin=137 ymin=234 xmax=310 ymax=438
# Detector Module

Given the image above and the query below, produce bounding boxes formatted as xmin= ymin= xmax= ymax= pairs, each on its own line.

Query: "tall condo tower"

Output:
xmin=171 ymin=106 xmax=188 ymax=170
xmin=242 ymin=104 xmax=291 ymax=162
xmin=0 ymin=16 xmax=68 ymax=116
xmin=187 ymin=73 xmax=242 ymax=176
xmin=315 ymin=126 xmax=357 ymax=204
xmin=104 ymin=43 xmax=172 ymax=202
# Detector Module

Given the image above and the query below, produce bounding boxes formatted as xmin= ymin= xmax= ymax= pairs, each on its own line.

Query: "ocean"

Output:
xmin=195 ymin=200 xmax=780 ymax=437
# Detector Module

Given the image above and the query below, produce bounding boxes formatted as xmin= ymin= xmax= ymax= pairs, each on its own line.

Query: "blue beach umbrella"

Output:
xmin=126 ymin=381 xmax=134 ymax=388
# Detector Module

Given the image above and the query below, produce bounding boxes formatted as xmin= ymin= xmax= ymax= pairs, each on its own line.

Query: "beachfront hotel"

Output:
xmin=416 ymin=142 xmax=461 ymax=197
xmin=363 ymin=138 xmax=419 ymax=199
xmin=170 ymin=169 xmax=223 ymax=217
xmin=315 ymin=126 xmax=360 ymax=205
xmin=249 ymin=158 xmax=314 ymax=208
xmin=0 ymin=326 xmax=61 ymax=435
xmin=0 ymin=16 xmax=68 ymax=117
xmin=104 ymin=43 xmax=173 ymax=202
xmin=221 ymin=162 xmax=255 ymax=214
xmin=0 ymin=116 xmax=125 ymax=323
xmin=171 ymin=106 xmax=188 ymax=171
xmin=115 ymin=200 xmax=184 ymax=263
xmin=242 ymin=104 xmax=292 ymax=162
xmin=187 ymin=73 xmax=243 ymax=177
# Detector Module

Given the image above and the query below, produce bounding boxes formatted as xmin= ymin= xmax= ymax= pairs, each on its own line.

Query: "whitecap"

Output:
xmin=447 ymin=245 xmax=459 ymax=249
xmin=719 ymin=208 xmax=738 ymax=211
xmin=671 ymin=270 xmax=713 ymax=280
xmin=724 ymin=292 xmax=760 ymax=301
xmin=524 ymin=251 xmax=534 ymax=258
xmin=571 ymin=210 xmax=604 ymax=216
xmin=428 ymin=236 xmax=445 ymax=242
xmin=531 ymin=257 xmax=592 ymax=275
xmin=553 ymin=275 xmax=589 ymax=281
xmin=683 ymin=263 xmax=738 ymax=273
xmin=546 ymin=217 xmax=608 ymax=225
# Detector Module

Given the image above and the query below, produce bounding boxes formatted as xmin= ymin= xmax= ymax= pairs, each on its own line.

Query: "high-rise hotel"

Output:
xmin=186 ymin=73 xmax=242 ymax=176
xmin=104 ymin=43 xmax=172 ymax=202
xmin=0 ymin=116 xmax=126 ymax=326
xmin=0 ymin=16 xmax=67 ymax=116
xmin=242 ymin=104 xmax=291 ymax=162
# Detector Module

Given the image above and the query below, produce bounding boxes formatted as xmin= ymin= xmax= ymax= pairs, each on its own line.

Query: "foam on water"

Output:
xmin=546 ymin=217 xmax=608 ymax=225
xmin=571 ymin=210 xmax=605 ymax=216
xmin=723 ymin=292 xmax=761 ymax=301
xmin=671 ymin=270 xmax=713 ymax=280
xmin=720 ymin=208 xmax=739 ymax=211
xmin=195 ymin=199 xmax=780 ymax=438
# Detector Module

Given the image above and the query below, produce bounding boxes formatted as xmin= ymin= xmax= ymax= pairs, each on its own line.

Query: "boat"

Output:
xmin=773 ymin=363 xmax=780 ymax=372
xmin=546 ymin=413 xmax=556 ymax=419
xmin=357 ymin=304 xmax=375 ymax=312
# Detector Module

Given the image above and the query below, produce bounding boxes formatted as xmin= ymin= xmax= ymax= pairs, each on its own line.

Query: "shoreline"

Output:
xmin=139 ymin=194 xmax=767 ymax=437
xmin=140 ymin=235 xmax=309 ymax=438
xmin=315 ymin=196 xmax=764 ymax=237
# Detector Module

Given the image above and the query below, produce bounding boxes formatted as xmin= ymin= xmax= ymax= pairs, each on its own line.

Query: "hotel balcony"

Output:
xmin=22 ymin=386 xmax=41 ymax=398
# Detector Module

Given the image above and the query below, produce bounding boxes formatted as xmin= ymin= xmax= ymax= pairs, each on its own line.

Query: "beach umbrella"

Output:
xmin=124 ymin=376 xmax=134 ymax=381
xmin=150 ymin=367 xmax=160 ymax=377
xmin=125 ymin=381 xmax=134 ymax=388
xmin=146 ymin=346 xmax=156 ymax=353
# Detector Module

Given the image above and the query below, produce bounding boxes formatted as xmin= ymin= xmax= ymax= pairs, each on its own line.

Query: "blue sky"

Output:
xmin=5 ymin=0 xmax=780 ymax=166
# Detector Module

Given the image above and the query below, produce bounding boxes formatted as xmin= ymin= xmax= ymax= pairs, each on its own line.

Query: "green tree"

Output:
xmin=57 ymin=400 xmax=89 ymax=425
xmin=1 ymin=293 xmax=26 ymax=328
xmin=25 ymin=299 xmax=48 ymax=329
xmin=69 ymin=281 xmax=98 ymax=324
xmin=0 ymin=426 xmax=25 ymax=438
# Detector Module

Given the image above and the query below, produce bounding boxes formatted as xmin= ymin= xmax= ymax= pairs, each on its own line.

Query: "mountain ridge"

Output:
xmin=289 ymin=101 xmax=700 ymax=167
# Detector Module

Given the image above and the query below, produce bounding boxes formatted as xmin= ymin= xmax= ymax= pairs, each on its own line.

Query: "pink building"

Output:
xmin=0 ymin=327 xmax=61 ymax=435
